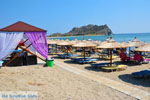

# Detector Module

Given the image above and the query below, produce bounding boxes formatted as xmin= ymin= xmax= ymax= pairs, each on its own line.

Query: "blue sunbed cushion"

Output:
xmin=78 ymin=58 xmax=98 ymax=64
xmin=91 ymin=62 xmax=111 ymax=67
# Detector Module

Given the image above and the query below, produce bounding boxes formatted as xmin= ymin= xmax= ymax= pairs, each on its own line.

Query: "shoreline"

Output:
xmin=47 ymin=34 xmax=109 ymax=38
xmin=47 ymin=33 xmax=150 ymax=39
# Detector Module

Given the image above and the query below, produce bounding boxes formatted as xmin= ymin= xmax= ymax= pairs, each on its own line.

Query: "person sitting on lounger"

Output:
xmin=133 ymin=52 xmax=144 ymax=62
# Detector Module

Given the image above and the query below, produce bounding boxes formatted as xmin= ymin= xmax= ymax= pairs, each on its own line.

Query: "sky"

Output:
xmin=0 ymin=0 xmax=150 ymax=34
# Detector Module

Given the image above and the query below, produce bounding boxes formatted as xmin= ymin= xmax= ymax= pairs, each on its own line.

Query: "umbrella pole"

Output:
xmin=110 ymin=49 xmax=113 ymax=66
xmin=67 ymin=46 xmax=69 ymax=55
xmin=56 ymin=45 xmax=58 ymax=53
xmin=129 ymin=47 xmax=131 ymax=57
xmin=83 ymin=47 xmax=85 ymax=60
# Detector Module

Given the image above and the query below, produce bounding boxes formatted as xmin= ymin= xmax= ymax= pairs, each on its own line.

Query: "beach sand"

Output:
xmin=0 ymin=64 xmax=136 ymax=100
xmin=53 ymin=56 xmax=150 ymax=93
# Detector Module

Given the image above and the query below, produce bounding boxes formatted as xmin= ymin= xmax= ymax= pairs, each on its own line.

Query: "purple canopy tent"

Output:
xmin=0 ymin=21 xmax=48 ymax=66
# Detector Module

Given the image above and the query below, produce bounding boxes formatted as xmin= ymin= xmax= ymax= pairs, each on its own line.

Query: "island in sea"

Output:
xmin=49 ymin=24 xmax=112 ymax=37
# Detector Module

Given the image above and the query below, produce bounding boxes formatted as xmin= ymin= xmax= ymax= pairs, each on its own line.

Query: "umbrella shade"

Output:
xmin=57 ymin=41 xmax=73 ymax=46
xmin=73 ymin=42 xmax=97 ymax=59
xmin=96 ymin=40 xmax=122 ymax=66
xmin=48 ymin=40 xmax=58 ymax=44
xmin=127 ymin=41 xmax=145 ymax=47
xmin=134 ymin=44 xmax=150 ymax=52
xmin=97 ymin=41 xmax=122 ymax=49
xmin=73 ymin=42 xmax=97 ymax=48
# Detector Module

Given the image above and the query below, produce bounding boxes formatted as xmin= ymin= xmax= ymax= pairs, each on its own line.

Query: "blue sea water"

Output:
xmin=49 ymin=33 xmax=150 ymax=43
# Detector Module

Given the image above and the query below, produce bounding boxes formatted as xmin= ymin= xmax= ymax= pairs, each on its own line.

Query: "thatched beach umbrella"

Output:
xmin=73 ymin=42 xmax=97 ymax=59
xmin=97 ymin=40 xmax=122 ymax=66
xmin=48 ymin=40 xmax=61 ymax=53
xmin=56 ymin=41 xmax=73 ymax=54
xmin=134 ymin=44 xmax=150 ymax=52
xmin=57 ymin=41 xmax=73 ymax=46
xmin=127 ymin=38 xmax=145 ymax=57
xmin=128 ymin=37 xmax=145 ymax=47
xmin=128 ymin=41 xmax=145 ymax=47
xmin=48 ymin=40 xmax=58 ymax=44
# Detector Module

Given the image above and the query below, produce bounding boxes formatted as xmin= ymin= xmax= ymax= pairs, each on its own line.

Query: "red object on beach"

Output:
xmin=133 ymin=54 xmax=143 ymax=62
xmin=19 ymin=41 xmax=25 ymax=46
xmin=119 ymin=52 xmax=130 ymax=62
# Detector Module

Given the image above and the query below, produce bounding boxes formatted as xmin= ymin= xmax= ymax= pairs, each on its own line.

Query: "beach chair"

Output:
xmin=58 ymin=53 xmax=79 ymax=59
xmin=71 ymin=57 xmax=91 ymax=62
xmin=91 ymin=62 xmax=111 ymax=69
xmin=71 ymin=57 xmax=98 ymax=64
xmin=142 ymin=58 xmax=150 ymax=64
xmin=102 ymin=65 xmax=127 ymax=72
xmin=78 ymin=58 xmax=98 ymax=64
xmin=131 ymin=54 xmax=144 ymax=64
xmin=119 ymin=52 xmax=130 ymax=62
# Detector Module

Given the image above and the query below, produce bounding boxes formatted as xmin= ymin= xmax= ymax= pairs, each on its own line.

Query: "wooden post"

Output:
xmin=83 ymin=47 xmax=85 ymax=60
xmin=129 ymin=47 xmax=131 ymax=57
xmin=110 ymin=49 xmax=113 ymax=66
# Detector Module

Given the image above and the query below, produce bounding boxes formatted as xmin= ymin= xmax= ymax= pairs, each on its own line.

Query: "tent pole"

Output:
xmin=129 ymin=47 xmax=131 ymax=57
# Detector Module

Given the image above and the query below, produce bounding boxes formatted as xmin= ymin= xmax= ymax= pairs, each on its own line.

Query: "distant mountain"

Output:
xmin=49 ymin=24 xmax=112 ymax=37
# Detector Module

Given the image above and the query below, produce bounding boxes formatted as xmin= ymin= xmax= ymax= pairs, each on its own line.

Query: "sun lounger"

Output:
xmin=71 ymin=57 xmax=98 ymax=64
xmin=78 ymin=58 xmax=98 ymax=64
xmin=132 ymin=70 xmax=150 ymax=78
xmin=58 ymin=53 xmax=79 ymax=59
xmin=91 ymin=63 xmax=112 ymax=69
xmin=143 ymin=58 xmax=150 ymax=64
xmin=102 ymin=65 xmax=127 ymax=72
xmin=71 ymin=57 xmax=91 ymax=62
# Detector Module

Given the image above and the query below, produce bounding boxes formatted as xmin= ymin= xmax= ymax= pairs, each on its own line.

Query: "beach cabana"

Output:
xmin=0 ymin=21 xmax=48 ymax=66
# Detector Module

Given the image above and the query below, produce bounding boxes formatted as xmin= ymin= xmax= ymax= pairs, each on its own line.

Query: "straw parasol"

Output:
xmin=128 ymin=41 xmax=145 ymax=47
xmin=119 ymin=37 xmax=145 ymax=48
xmin=73 ymin=42 xmax=97 ymax=48
xmin=47 ymin=40 xmax=60 ymax=53
xmin=125 ymin=38 xmax=145 ymax=57
xmin=134 ymin=44 xmax=150 ymax=52
xmin=57 ymin=41 xmax=73 ymax=46
xmin=97 ymin=41 xmax=122 ymax=49
xmin=120 ymin=42 xmax=130 ymax=48
xmin=47 ymin=40 xmax=58 ymax=44
xmin=73 ymin=42 xmax=97 ymax=59
xmin=97 ymin=40 xmax=122 ymax=66
xmin=128 ymin=37 xmax=145 ymax=47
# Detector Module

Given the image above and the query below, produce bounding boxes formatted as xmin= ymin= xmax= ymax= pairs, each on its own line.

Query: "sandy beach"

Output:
xmin=0 ymin=64 xmax=138 ymax=100
xmin=54 ymin=56 xmax=150 ymax=92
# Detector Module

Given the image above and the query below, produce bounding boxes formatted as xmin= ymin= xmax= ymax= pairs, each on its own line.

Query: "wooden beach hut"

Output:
xmin=0 ymin=21 xmax=48 ymax=66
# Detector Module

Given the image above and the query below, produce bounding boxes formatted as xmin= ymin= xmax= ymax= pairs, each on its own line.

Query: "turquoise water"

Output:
xmin=49 ymin=33 xmax=150 ymax=43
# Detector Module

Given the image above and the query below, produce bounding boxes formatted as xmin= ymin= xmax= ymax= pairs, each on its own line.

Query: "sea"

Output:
xmin=48 ymin=33 xmax=150 ymax=43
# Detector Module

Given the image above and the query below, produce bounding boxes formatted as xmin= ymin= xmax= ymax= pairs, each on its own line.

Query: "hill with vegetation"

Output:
xmin=49 ymin=24 xmax=112 ymax=37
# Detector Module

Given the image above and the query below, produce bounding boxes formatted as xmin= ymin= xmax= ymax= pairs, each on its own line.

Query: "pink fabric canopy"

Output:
xmin=25 ymin=32 xmax=48 ymax=59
